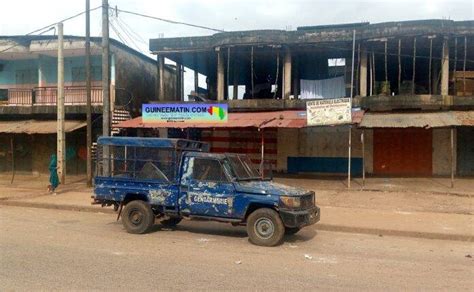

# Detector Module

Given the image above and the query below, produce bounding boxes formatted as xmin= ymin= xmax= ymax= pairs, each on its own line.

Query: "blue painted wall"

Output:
xmin=287 ymin=157 xmax=363 ymax=175
xmin=0 ymin=55 xmax=102 ymax=86
xmin=0 ymin=59 xmax=39 ymax=85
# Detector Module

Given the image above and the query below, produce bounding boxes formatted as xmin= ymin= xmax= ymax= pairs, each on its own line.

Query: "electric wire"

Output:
xmin=112 ymin=16 xmax=143 ymax=50
xmin=115 ymin=16 xmax=148 ymax=46
xmin=1 ymin=5 xmax=102 ymax=53
xmin=109 ymin=19 xmax=133 ymax=51
xmin=109 ymin=16 xmax=148 ymax=56
xmin=113 ymin=8 xmax=225 ymax=33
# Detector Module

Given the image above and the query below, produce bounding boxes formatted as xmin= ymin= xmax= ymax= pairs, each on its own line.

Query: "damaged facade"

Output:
xmin=0 ymin=35 xmax=176 ymax=177
xmin=145 ymin=19 xmax=474 ymax=177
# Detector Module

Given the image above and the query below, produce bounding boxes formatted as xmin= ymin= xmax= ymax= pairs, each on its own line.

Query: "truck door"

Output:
xmin=179 ymin=156 xmax=235 ymax=217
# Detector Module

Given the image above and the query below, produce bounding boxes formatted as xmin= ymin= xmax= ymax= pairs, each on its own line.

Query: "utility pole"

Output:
xmin=102 ymin=0 xmax=110 ymax=175
xmin=348 ymin=29 xmax=355 ymax=189
xmin=57 ymin=22 xmax=66 ymax=184
xmin=85 ymin=0 xmax=92 ymax=187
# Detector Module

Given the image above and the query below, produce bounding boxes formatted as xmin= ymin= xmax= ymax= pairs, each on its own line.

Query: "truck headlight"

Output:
xmin=280 ymin=196 xmax=301 ymax=208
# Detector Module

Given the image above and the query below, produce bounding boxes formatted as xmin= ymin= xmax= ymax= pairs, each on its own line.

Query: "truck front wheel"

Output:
xmin=246 ymin=208 xmax=285 ymax=247
xmin=122 ymin=200 xmax=155 ymax=234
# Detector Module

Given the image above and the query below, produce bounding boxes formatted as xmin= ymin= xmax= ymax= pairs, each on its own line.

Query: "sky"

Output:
xmin=1 ymin=0 xmax=473 ymax=97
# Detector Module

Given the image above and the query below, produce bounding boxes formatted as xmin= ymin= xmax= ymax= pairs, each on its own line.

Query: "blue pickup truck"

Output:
xmin=93 ymin=136 xmax=320 ymax=246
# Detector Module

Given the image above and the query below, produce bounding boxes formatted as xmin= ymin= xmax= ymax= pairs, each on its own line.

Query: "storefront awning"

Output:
xmin=116 ymin=110 xmax=365 ymax=130
xmin=359 ymin=112 xmax=463 ymax=128
xmin=0 ymin=120 xmax=86 ymax=134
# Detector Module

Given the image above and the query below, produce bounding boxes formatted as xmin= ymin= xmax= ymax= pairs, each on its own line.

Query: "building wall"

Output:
xmin=161 ymin=66 xmax=178 ymax=102
xmin=276 ymin=128 xmax=299 ymax=172
xmin=200 ymin=128 xmax=277 ymax=169
xmin=363 ymin=129 xmax=374 ymax=174
xmin=274 ymin=126 xmax=463 ymax=177
xmin=0 ymin=131 xmax=86 ymax=177
xmin=0 ymin=134 xmax=33 ymax=173
xmin=0 ymin=55 xmax=102 ymax=88
xmin=113 ymin=47 xmax=157 ymax=115
xmin=432 ymin=128 xmax=456 ymax=176
xmin=457 ymin=127 xmax=474 ymax=176
xmin=276 ymin=127 xmax=368 ymax=175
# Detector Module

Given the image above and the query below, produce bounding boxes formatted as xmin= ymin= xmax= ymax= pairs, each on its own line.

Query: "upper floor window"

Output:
xmin=15 ymin=69 xmax=37 ymax=86
xmin=71 ymin=66 xmax=101 ymax=83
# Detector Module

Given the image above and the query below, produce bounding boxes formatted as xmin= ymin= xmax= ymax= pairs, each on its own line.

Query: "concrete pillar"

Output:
xmin=217 ymin=48 xmax=225 ymax=101
xmin=283 ymin=48 xmax=292 ymax=99
xmin=176 ymin=62 xmax=182 ymax=101
xmin=180 ymin=65 xmax=184 ymax=99
xmin=233 ymin=59 xmax=238 ymax=100
xmin=157 ymin=55 xmax=165 ymax=100
xmin=292 ymin=55 xmax=299 ymax=99
xmin=441 ymin=38 xmax=450 ymax=96
xmin=194 ymin=70 xmax=199 ymax=93
xmin=431 ymin=60 xmax=440 ymax=95
xmin=360 ymin=47 xmax=368 ymax=97
xmin=194 ymin=54 xmax=199 ymax=93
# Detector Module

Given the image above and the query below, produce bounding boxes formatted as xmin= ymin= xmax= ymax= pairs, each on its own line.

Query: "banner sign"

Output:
xmin=142 ymin=103 xmax=228 ymax=123
xmin=306 ymin=98 xmax=352 ymax=126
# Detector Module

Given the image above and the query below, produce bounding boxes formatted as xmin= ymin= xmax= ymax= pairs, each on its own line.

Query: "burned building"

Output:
xmin=139 ymin=19 xmax=474 ymax=177
xmin=151 ymin=19 xmax=474 ymax=102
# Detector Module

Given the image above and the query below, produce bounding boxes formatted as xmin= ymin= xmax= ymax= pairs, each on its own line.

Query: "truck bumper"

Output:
xmin=279 ymin=206 xmax=320 ymax=228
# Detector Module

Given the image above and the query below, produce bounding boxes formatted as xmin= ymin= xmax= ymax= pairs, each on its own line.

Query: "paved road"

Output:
xmin=1 ymin=206 xmax=472 ymax=291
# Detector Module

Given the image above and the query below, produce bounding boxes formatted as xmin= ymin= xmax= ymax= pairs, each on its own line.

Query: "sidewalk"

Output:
xmin=275 ymin=176 xmax=474 ymax=196
xmin=0 ymin=175 xmax=473 ymax=241
xmin=274 ymin=177 xmax=474 ymax=215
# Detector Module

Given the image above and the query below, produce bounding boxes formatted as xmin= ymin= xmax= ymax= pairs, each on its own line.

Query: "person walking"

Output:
xmin=48 ymin=154 xmax=60 ymax=194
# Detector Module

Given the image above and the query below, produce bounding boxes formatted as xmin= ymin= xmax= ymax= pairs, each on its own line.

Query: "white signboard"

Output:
xmin=306 ymin=98 xmax=352 ymax=126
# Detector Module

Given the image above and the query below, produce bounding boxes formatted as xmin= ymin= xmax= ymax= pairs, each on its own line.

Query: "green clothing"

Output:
xmin=49 ymin=155 xmax=59 ymax=189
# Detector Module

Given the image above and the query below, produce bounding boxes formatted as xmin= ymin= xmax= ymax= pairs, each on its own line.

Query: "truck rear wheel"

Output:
xmin=122 ymin=200 xmax=155 ymax=234
xmin=246 ymin=208 xmax=285 ymax=247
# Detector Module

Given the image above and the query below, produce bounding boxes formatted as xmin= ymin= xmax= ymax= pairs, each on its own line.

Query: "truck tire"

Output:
xmin=160 ymin=217 xmax=182 ymax=228
xmin=285 ymin=227 xmax=301 ymax=235
xmin=122 ymin=200 xmax=155 ymax=234
xmin=246 ymin=208 xmax=285 ymax=247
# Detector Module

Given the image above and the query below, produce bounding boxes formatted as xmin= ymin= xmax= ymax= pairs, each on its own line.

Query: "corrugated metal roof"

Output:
xmin=259 ymin=111 xmax=307 ymax=128
xmin=359 ymin=112 xmax=460 ymax=128
xmin=115 ymin=112 xmax=273 ymax=129
xmin=0 ymin=120 xmax=86 ymax=134
xmin=116 ymin=110 xmax=365 ymax=130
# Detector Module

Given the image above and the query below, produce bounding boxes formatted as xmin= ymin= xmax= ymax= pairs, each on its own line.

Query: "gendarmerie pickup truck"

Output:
xmin=93 ymin=136 xmax=320 ymax=246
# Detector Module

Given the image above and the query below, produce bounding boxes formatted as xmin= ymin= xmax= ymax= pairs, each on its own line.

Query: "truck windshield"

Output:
xmin=227 ymin=155 xmax=261 ymax=180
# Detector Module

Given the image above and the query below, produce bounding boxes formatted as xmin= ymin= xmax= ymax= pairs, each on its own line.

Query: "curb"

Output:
xmin=0 ymin=200 xmax=115 ymax=214
xmin=354 ymin=188 xmax=473 ymax=198
xmin=1 ymin=200 xmax=472 ymax=243
xmin=316 ymin=224 xmax=473 ymax=242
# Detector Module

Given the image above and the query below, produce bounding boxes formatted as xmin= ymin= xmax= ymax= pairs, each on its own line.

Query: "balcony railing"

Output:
xmin=7 ymin=88 xmax=33 ymax=105
xmin=6 ymin=86 xmax=103 ymax=105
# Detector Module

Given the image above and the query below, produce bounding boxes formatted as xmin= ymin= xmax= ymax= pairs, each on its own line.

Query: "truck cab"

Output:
xmin=93 ymin=136 xmax=320 ymax=246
